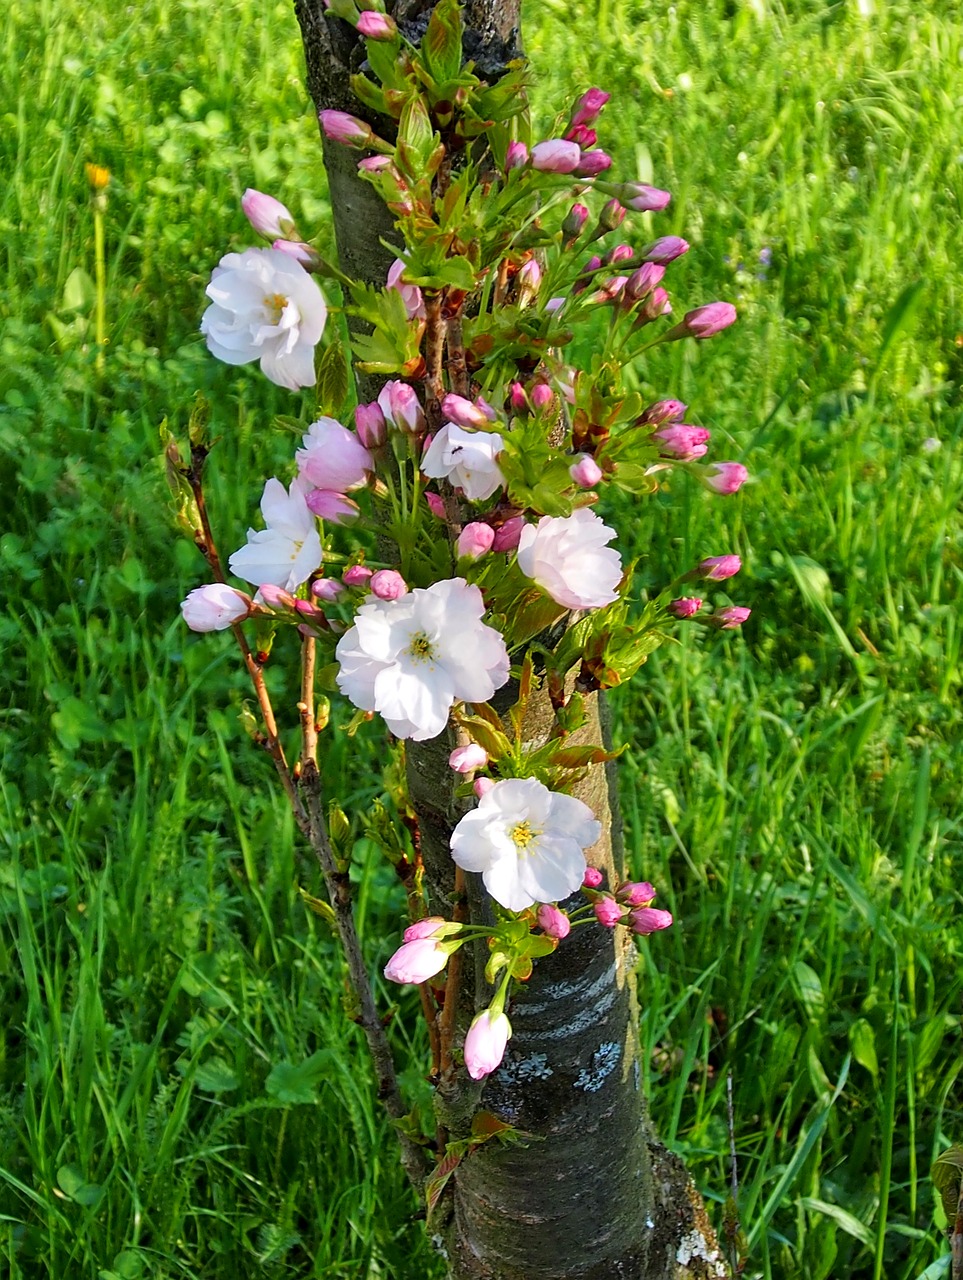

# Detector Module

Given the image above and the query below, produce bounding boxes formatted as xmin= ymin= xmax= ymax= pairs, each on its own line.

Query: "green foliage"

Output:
xmin=1 ymin=0 xmax=961 ymax=1278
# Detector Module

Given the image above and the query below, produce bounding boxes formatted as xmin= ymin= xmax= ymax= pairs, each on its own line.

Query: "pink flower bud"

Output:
xmin=680 ymin=302 xmax=737 ymax=338
xmin=598 ymin=198 xmax=625 ymax=231
xmin=536 ymin=904 xmax=571 ymax=940
xmin=668 ymin=596 xmax=703 ymax=619
xmin=597 ymin=181 xmax=671 ymax=213
xmin=384 ymin=937 xmax=449 ymax=985
xmin=505 ymin=141 xmax=529 ymax=170
xmin=457 ymin=521 xmax=495 ymax=560
xmin=624 ymin=263 xmax=665 ymax=303
xmin=343 ymin=565 xmax=373 ymax=587
xmin=256 ymin=583 xmax=298 ymax=609
xmin=425 ymin=492 xmax=447 ymax=520
xmin=449 ymin=743 xmax=489 ymax=773
xmin=546 ymin=296 xmax=566 ymax=314
xmin=570 ymin=454 xmax=603 ymax=488
xmin=570 ymin=87 xmax=610 ymax=128
xmin=305 ymin=489 xmax=361 ymax=523
xmin=562 ymin=203 xmax=590 ymax=243
xmin=378 ymin=380 xmax=426 ymax=435
xmin=698 ymin=555 xmax=742 ymax=581
xmin=492 ymin=516 xmax=526 ymax=552
xmin=320 ymin=110 xmax=375 ymax=148
xmin=629 ymin=907 xmax=673 ymax=935
xmin=618 ymin=881 xmax=657 ymax=907
xmin=604 ymin=244 xmax=635 ymax=267
xmin=642 ymin=236 xmax=689 ymax=264
xmin=704 ymin=462 xmax=749 ymax=495
xmin=404 ymin=916 xmax=449 ymax=942
xmin=181 ymin=584 xmax=252 ymax=631
xmin=294 ymin=598 xmax=325 ymax=620
xmin=653 ymin=423 xmax=711 ymax=461
xmin=565 ymin=124 xmax=597 ymax=148
xmin=582 ymin=867 xmax=604 ymax=888
xmin=272 ymin=239 xmax=320 ymax=269
xmin=473 ymin=776 xmax=494 ymax=799
xmin=516 ymin=258 xmax=542 ymax=306
xmin=638 ymin=399 xmax=687 ymax=426
xmin=531 ymin=139 xmax=582 ymax=174
xmin=369 ymin=569 xmax=408 ymax=600
xmin=358 ymin=154 xmax=393 ymax=173
xmin=509 ymin=382 xmax=529 ymax=413
xmin=573 ymin=149 xmax=613 ymax=178
xmin=355 ymin=401 xmax=387 ymax=449
xmin=708 ymin=605 xmax=752 ymax=629
xmin=636 ymin=287 xmax=672 ymax=322
xmin=312 ymin=577 xmax=345 ymax=602
xmin=356 ymin=9 xmax=397 ymax=39
xmin=386 ymin=258 xmax=426 ymax=321
xmin=594 ymin=896 xmax=624 ymax=928
xmin=464 ymin=1009 xmax=511 ymax=1080
xmin=241 ymin=189 xmax=295 ymax=239
xmin=531 ymin=383 xmax=553 ymax=410
xmin=441 ymin=393 xmax=494 ymax=430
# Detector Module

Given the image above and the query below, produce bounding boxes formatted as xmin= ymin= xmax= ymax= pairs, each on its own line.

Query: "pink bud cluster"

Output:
xmin=590 ymin=879 xmax=673 ymax=935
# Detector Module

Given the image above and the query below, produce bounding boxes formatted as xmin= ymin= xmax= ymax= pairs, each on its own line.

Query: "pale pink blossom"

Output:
xmin=386 ymin=258 xmax=425 ymax=321
xmin=181 ymin=584 xmax=252 ymax=631
xmin=441 ymin=393 xmax=495 ymax=430
xmin=425 ymin=491 xmax=447 ymax=520
xmin=228 ymin=475 xmax=323 ymax=592
xmin=384 ymin=937 xmax=449 ymax=985
xmin=320 ymin=110 xmax=376 ymax=148
xmin=271 ymin=239 xmax=320 ymax=270
xmin=573 ymin=149 xmax=612 ymax=177
xmin=370 ymin=569 xmax=407 ymax=600
xmin=569 ymin=455 xmax=603 ymax=489
xmin=638 ymin=399 xmax=686 ymax=426
xmin=642 ymin=236 xmax=689 ymax=264
xmin=536 ymin=904 xmax=571 ymax=940
xmin=422 ymin=423 xmax=505 ymax=502
xmin=449 ymin=743 xmax=489 ymax=773
xmin=531 ymin=383 xmax=553 ymax=410
xmin=241 ymin=189 xmax=295 ymax=239
xmin=335 ymin=578 xmax=510 ymax=741
xmin=464 ymin=1009 xmax=511 ymax=1080
xmin=517 ymin=509 xmax=622 ymax=611
xmin=474 ymin=776 xmax=494 ymax=799
xmin=257 ymin=583 xmax=298 ymax=609
xmin=404 ymin=916 xmax=448 ymax=942
xmin=201 ymin=247 xmax=327 ymax=391
xmin=457 ymin=521 xmax=495 ymax=560
xmin=451 ymin=777 xmax=600 ymax=911
xmin=343 ymin=565 xmax=373 ymax=587
xmin=312 ymin=578 xmax=345 ymax=602
xmin=296 ymin=417 xmax=373 ymax=491
xmin=704 ymin=462 xmax=749 ymax=495
xmin=531 ymin=139 xmax=582 ymax=173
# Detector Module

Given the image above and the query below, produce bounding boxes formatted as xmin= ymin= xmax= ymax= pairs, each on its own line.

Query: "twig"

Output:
xmin=446 ymin=311 xmax=469 ymax=399
xmin=438 ymin=866 xmax=467 ymax=1078
xmin=423 ymin=292 xmax=447 ymax=431
xmin=298 ymin=632 xmax=318 ymax=773
xmin=300 ymin=762 xmax=429 ymax=1190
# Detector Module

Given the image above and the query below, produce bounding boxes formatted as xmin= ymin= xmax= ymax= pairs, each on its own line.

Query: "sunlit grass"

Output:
xmin=1 ymin=0 xmax=961 ymax=1275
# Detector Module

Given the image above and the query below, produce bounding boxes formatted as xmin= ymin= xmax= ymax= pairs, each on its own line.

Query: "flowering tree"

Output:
xmin=170 ymin=0 xmax=752 ymax=1274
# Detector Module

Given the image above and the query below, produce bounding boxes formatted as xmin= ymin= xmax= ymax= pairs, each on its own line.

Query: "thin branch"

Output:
xmin=438 ymin=865 xmax=467 ymax=1078
xmin=298 ymin=632 xmax=319 ymax=773
xmin=446 ymin=311 xmax=469 ymax=399
xmin=423 ymin=292 xmax=448 ymax=431
xmin=299 ymin=763 xmax=429 ymax=1190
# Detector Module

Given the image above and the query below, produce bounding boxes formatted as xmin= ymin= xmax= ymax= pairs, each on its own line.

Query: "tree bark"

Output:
xmin=292 ymin=3 xmax=729 ymax=1276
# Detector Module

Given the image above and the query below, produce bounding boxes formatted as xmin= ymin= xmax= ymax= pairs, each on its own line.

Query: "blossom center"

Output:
xmin=510 ymin=820 xmax=540 ymax=853
xmin=407 ymin=631 xmax=436 ymax=664
xmin=263 ymin=292 xmax=289 ymax=322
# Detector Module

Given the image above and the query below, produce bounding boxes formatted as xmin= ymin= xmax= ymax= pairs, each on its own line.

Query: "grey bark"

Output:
xmin=292 ymin=3 xmax=729 ymax=1275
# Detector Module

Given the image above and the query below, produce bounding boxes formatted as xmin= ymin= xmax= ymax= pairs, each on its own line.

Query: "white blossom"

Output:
xmin=180 ymin=584 xmax=252 ymax=632
xmin=517 ymin=508 xmax=622 ymax=610
xmin=421 ymin=423 xmax=505 ymax=501
xmin=228 ymin=475 xmax=323 ymax=592
xmin=335 ymin=578 xmax=510 ymax=741
xmin=201 ymin=247 xmax=327 ymax=390
xmin=450 ymin=777 xmax=601 ymax=911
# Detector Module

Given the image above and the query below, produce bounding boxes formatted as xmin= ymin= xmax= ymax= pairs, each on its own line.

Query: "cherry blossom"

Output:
xmin=228 ymin=475 xmax=323 ymax=592
xmin=517 ymin=509 xmax=622 ymax=610
xmin=421 ymin=423 xmax=506 ymax=501
xmin=181 ymin=584 xmax=252 ymax=632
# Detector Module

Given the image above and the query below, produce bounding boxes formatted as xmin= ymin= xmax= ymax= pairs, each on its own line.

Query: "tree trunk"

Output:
xmin=292 ymin=3 xmax=729 ymax=1276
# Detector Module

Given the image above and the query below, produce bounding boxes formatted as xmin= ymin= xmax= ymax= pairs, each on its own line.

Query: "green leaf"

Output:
xmin=265 ymin=1051 xmax=329 ymax=1105
xmin=62 ymin=266 xmax=96 ymax=312
xmin=317 ymin=340 xmax=350 ymax=418
xmin=455 ymin=715 xmax=512 ymax=760
xmin=798 ymin=1196 xmax=874 ymax=1247
xmin=425 ymin=1146 xmax=464 ymax=1221
xmin=56 ymin=1164 xmax=103 ymax=1207
xmin=194 ymin=1057 xmax=240 ymax=1094
xmin=422 ymin=0 xmax=463 ymax=85
xmin=848 ymin=1017 xmax=879 ymax=1080
xmin=397 ymin=95 xmax=436 ymax=171
xmin=932 ymin=1147 xmax=963 ymax=1223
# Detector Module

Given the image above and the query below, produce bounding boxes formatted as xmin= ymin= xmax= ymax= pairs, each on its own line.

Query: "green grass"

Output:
xmin=2 ymin=0 xmax=961 ymax=1275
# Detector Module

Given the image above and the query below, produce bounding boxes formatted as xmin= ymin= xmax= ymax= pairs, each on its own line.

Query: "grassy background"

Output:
xmin=1 ymin=0 xmax=961 ymax=1276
